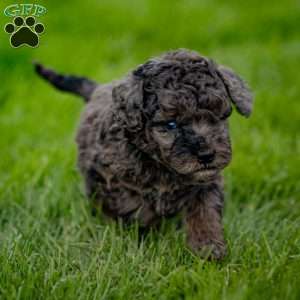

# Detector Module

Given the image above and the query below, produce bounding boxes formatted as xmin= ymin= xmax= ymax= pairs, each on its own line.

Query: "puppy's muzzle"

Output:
xmin=197 ymin=151 xmax=215 ymax=164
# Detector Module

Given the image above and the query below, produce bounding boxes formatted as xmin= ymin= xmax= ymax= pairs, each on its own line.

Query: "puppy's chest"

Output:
xmin=143 ymin=182 xmax=194 ymax=216
xmin=113 ymin=171 xmax=196 ymax=216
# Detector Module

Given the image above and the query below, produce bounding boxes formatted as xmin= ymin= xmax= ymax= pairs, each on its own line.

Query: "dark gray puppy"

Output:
xmin=35 ymin=49 xmax=253 ymax=260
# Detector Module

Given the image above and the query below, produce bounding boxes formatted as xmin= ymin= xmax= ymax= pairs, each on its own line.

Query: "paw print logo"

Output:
xmin=4 ymin=16 xmax=45 ymax=48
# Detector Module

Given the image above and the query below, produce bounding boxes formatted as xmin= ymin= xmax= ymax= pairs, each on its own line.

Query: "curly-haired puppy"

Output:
xmin=35 ymin=49 xmax=253 ymax=260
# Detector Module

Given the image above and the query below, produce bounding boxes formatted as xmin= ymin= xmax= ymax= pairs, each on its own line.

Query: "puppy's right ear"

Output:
xmin=217 ymin=65 xmax=253 ymax=117
xmin=112 ymin=74 xmax=144 ymax=132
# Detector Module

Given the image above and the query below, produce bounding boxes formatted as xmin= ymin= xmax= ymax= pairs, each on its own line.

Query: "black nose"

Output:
xmin=198 ymin=152 xmax=215 ymax=163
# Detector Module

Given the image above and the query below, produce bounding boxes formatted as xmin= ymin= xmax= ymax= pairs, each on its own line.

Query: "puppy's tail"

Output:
xmin=34 ymin=62 xmax=99 ymax=102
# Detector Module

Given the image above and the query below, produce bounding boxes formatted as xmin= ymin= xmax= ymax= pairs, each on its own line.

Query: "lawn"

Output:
xmin=0 ymin=0 xmax=299 ymax=299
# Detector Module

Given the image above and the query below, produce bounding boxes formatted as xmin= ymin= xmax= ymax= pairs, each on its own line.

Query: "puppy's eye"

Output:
xmin=165 ymin=121 xmax=177 ymax=130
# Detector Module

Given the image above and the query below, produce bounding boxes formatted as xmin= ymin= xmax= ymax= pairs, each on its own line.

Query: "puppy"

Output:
xmin=35 ymin=49 xmax=253 ymax=260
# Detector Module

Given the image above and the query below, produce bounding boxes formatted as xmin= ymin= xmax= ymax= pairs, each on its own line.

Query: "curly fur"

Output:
xmin=35 ymin=49 xmax=253 ymax=260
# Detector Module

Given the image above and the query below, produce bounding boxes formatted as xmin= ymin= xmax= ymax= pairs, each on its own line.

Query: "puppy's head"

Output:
xmin=113 ymin=49 xmax=253 ymax=181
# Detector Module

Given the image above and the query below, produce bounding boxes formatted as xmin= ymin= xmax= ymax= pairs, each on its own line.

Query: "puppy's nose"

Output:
xmin=198 ymin=152 xmax=215 ymax=163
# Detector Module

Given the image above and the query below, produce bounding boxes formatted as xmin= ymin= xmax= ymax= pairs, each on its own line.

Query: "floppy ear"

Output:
xmin=112 ymin=74 xmax=144 ymax=132
xmin=217 ymin=65 xmax=253 ymax=117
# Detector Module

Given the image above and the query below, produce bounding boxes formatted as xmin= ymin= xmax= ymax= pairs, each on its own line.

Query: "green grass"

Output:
xmin=0 ymin=0 xmax=299 ymax=299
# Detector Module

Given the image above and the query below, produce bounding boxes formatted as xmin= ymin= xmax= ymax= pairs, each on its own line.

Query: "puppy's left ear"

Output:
xmin=217 ymin=65 xmax=253 ymax=117
xmin=112 ymin=74 xmax=144 ymax=132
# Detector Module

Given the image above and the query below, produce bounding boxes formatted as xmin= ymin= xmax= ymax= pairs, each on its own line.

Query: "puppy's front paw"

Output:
xmin=188 ymin=239 xmax=227 ymax=261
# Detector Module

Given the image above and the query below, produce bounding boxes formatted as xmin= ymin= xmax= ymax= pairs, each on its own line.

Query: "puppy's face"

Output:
xmin=148 ymin=95 xmax=232 ymax=181
xmin=113 ymin=50 xmax=253 ymax=181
